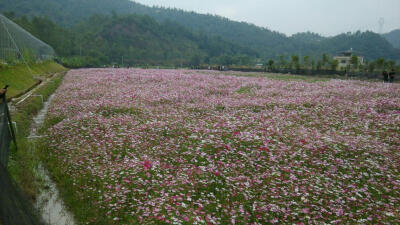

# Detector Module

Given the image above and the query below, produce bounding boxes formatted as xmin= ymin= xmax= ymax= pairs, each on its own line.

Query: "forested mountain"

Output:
xmin=290 ymin=32 xmax=325 ymax=43
xmin=9 ymin=14 xmax=256 ymax=67
xmin=1 ymin=0 xmax=293 ymax=58
xmin=383 ymin=29 xmax=400 ymax=49
xmin=1 ymin=0 xmax=400 ymax=61
xmin=287 ymin=31 xmax=400 ymax=60
xmin=319 ymin=31 xmax=399 ymax=59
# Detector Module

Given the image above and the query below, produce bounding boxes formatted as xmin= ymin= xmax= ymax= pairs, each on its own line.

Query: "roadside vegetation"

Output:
xmin=3 ymin=62 xmax=67 ymax=200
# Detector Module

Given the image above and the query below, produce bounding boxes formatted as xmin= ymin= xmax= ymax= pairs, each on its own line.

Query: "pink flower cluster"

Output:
xmin=45 ymin=68 xmax=400 ymax=224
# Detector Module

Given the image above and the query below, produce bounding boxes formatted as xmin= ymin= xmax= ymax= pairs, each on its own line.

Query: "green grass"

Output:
xmin=0 ymin=61 xmax=66 ymax=99
xmin=223 ymin=72 xmax=331 ymax=82
xmin=6 ymin=69 xmax=66 ymax=200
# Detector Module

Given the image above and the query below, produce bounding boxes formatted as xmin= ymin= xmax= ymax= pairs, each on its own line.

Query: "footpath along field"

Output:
xmin=42 ymin=69 xmax=399 ymax=224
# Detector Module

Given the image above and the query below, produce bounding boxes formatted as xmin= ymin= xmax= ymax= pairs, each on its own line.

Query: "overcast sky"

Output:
xmin=133 ymin=0 xmax=400 ymax=36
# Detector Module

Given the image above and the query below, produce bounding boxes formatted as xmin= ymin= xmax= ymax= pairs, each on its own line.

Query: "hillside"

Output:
xmin=318 ymin=31 xmax=400 ymax=59
xmin=70 ymin=14 xmax=257 ymax=66
xmin=1 ymin=0 xmax=400 ymax=60
xmin=290 ymin=32 xmax=326 ymax=44
xmin=0 ymin=0 xmax=291 ymax=58
xmin=383 ymin=29 xmax=400 ymax=49
xmin=10 ymin=14 xmax=257 ymax=67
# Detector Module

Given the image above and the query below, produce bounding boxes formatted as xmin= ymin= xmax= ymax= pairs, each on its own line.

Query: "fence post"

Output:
xmin=3 ymin=94 xmax=17 ymax=150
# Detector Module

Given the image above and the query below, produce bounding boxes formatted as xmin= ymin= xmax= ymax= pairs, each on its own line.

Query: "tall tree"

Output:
xmin=268 ymin=59 xmax=274 ymax=70
xmin=322 ymin=53 xmax=329 ymax=68
xmin=387 ymin=60 xmax=395 ymax=69
xmin=376 ymin=58 xmax=385 ymax=70
xmin=303 ymin=55 xmax=310 ymax=69
xmin=279 ymin=55 xmax=287 ymax=69
xmin=350 ymin=55 xmax=358 ymax=70
xmin=368 ymin=61 xmax=375 ymax=72
xmin=291 ymin=55 xmax=299 ymax=69
xmin=330 ymin=59 xmax=339 ymax=71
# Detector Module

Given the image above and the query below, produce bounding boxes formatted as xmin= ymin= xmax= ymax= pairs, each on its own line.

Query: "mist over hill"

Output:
xmin=1 ymin=0 xmax=399 ymax=61
xmin=383 ymin=29 xmax=400 ymax=49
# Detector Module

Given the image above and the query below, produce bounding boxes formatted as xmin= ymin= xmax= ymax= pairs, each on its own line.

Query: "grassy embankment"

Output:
xmin=0 ymin=61 xmax=65 ymax=99
xmin=0 ymin=61 xmax=67 ymax=199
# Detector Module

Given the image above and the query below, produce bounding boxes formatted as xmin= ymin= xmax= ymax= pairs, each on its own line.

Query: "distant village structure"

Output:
xmin=333 ymin=49 xmax=364 ymax=70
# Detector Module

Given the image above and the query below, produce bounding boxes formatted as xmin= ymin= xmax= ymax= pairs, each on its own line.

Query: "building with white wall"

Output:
xmin=333 ymin=50 xmax=364 ymax=70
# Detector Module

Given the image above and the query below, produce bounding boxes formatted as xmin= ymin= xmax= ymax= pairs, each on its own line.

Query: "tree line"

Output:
xmin=2 ymin=11 xmax=399 ymax=72
xmin=265 ymin=54 xmax=399 ymax=73
xmin=2 ymin=0 xmax=400 ymax=61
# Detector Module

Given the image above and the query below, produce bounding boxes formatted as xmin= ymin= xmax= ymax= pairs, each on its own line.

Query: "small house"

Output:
xmin=333 ymin=49 xmax=364 ymax=70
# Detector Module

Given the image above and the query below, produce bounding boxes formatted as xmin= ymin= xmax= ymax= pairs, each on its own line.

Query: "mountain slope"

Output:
xmin=11 ymin=13 xmax=257 ymax=66
xmin=319 ymin=31 xmax=400 ymax=59
xmin=71 ymin=14 xmax=257 ymax=65
xmin=383 ymin=29 xmax=400 ymax=49
xmin=1 ymin=0 xmax=399 ymax=60
xmin=1 ymin=0 xmax=291 ymax=58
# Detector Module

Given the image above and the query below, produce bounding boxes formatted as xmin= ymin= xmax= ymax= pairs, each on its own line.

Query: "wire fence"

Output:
xmin=0 ymin=94 xmax=14 ymax=167
xmin=0 ymin=94 xmax=43 ymax=225
xmin=0 ymin=14 xmax=53 ymax=225
xmin=0 ymin=162 xmax=43 ymax=225
xmin=0 ymin=14 xmax=55 ymax=64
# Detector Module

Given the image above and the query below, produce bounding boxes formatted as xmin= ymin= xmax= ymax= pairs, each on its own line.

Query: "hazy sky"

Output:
xmin=133 ymin=0 xmax=400 ymax=36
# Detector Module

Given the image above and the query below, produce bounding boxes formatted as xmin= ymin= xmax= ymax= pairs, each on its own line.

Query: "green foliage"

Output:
xmin=350 ymin=55 xmax=357 ymax=65
xmin=2 ymin=0 xmax=400 ymax=61
xmin=7 ymin=70 xmax=65 ymax=200
xmin=376 ymin=58 xmax=385 ymax=70
xmin=279 ymin=55 xmax=287 ymax=68
xmin=291 ymin=55 xmax=300 ymax=69
xmin=350 ymin=55 xmax=358 ymax=69
xmin=9 ymin=14 xmax=258 ymax=67
xmin=322 ymin=53 xmax=329 ymax=66
xmin=316 ymin=61 xmax=322 ymax=70
xmin=368 ymin=61 xmax=375 ymax=72
xmin=224 ymin=71 xmax=331 ymax=82
xmin=267 ymin=59 xmax=274 ymax=70
xmin=382 ymin=29 xmax=400 ymax=48
xmin=60 ymin=57 xmax=88 ymax=68
xmin=387 ymin=60 xmax=395 ymax=70
xmin=303 ymin=55 xmax=310 ymax=69
xmin=0 ymin=61 xmax=66 ymax=98
xmin=21 ymin=49 xmax=35 ymax=64
xmin=330 ymin=59 xmax=339 ymax=71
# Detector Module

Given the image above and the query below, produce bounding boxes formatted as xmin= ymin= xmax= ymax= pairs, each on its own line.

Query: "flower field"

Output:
xmin=43 ymin=69 xmax=400 ymax=224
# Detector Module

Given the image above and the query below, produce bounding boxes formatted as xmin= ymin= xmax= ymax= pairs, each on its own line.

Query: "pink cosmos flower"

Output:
xmin=143 ymin=160 xmax=152 ymax=170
